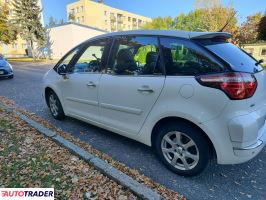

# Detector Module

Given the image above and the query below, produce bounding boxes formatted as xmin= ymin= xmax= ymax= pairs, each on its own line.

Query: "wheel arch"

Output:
xmin=151 ymin=116 xmax=217 ymax=159
xmin=45 ymin=87 xmax=57 ymax=107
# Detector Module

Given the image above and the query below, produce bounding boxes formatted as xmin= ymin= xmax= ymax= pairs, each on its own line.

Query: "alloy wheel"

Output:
xmin=49 ymin=94 xmax=58 ymax=117
xmin=161 ymin=131 xmax=199 ymax=171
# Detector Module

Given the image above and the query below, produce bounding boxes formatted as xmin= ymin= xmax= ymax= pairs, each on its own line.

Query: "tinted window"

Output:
xmin=108 ymin=36 xmax=162 ymax=75
xmin=160 ymin=37 xmax=224 ymax=76
xmin=70 ymin=39 xmax=107 ymax=73
xmin=197 ymin=40 xmax=263 ymax=73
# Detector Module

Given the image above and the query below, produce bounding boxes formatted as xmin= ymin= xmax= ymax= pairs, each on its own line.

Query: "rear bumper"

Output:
xmin=201 ymin=104 xmax=266 ymax=165
xmin=233 ymin=124 xmax=266 ymax=158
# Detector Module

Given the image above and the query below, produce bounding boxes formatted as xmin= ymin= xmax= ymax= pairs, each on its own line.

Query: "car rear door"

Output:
xmin=98 ymin=35 xmax=165 ymax=135
xmin=60 ymin=38 xmax=110 ymax=122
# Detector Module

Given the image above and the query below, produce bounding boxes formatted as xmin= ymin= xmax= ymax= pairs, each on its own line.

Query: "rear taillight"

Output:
xmin=196 ymin=72 xmax=257 ymax=100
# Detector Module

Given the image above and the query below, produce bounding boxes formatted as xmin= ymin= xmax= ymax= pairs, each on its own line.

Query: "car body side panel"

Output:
xmin=137 ymin=76 xmax=229 ymax=144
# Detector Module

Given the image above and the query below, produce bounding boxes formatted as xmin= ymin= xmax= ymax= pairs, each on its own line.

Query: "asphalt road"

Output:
xmin=0 ymin=62 xmax=265 ymax=200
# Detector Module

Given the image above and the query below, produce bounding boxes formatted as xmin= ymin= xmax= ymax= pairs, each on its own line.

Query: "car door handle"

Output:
xmin=87 ymin=81 xmax=96 ymax=87
xmin=138 ymin=86 xmax=154 ymax=93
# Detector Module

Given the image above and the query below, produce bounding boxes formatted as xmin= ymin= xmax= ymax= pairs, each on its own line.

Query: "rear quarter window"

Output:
xmin=159 ymin=37 xmax=225 ymax=76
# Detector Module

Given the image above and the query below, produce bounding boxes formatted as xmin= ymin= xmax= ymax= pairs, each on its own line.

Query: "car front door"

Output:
xmin=60 ymin=38 xmax=110 ymax=122
xmin=98 ymin=36 xmax=165 ymax=135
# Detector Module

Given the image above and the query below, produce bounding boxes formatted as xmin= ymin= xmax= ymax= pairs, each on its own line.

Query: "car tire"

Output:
xmin=8 ymin=75 xmax=14 ymax=79
xmin=154 ymin=121 xmax=210 ymax=177
xmin=47 ymin=91 xmax=66 ymax=120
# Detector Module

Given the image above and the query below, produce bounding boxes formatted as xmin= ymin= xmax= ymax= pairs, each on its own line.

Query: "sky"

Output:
xmin=41 ymin=0 xmax=266 ymax=25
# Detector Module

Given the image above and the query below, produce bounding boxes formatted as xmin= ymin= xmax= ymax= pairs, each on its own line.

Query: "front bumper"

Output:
xmin=0 ymin=69 xmax=13 ymax=77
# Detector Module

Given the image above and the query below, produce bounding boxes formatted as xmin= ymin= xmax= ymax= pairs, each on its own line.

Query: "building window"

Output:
xmin=104 ymin=11 xmax=107 ymax=16
xmin=71 ymin=9 xmax=74 ymax=14
xmin=77 ymin=17 xmax=80 ymax=23
xmin=9 ymin=9 xmax=13 ymax=16
xmin=244 ymin=48 xmax=254 ymax=56
xmin=22 ymin=44 xmax=27 ymax=49
xmin=81 ymin=6 xmax=84 ymax=12
xmin=261 ymin=48 xmax=266 ymax=56
xmin=12 ymin=43 xmax=17 ymax=49
xmin=128 ymin=17 xmax=131 ymax=22
xmin=81 ymin=16 xmax=84 ymax=22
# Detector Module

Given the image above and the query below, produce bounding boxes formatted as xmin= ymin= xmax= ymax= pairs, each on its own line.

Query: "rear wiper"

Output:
xmin=255 ymin=59 xmax=264 ymax=66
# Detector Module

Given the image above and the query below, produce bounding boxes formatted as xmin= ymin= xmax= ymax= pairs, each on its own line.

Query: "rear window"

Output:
xmin=197 ymin=39 xmax=263 ymax=73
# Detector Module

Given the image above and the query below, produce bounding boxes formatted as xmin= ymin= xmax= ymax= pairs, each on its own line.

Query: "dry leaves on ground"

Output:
xmin=0 ymin=96 xmax=185 ymax=200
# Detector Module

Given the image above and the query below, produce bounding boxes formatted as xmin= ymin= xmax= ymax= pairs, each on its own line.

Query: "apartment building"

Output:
xmin=67 ymin=0 xmax=152 ymax=32
xmin=0 ymin=0 xmax=44 ymax=57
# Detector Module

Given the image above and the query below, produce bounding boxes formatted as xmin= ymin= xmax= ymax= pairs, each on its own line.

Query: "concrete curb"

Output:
xmin=0 ymin=103 xmax=162 ymax=200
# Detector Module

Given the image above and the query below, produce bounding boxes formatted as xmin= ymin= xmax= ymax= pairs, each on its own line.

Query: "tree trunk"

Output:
xmin=30 ymin=40 xmax=36 ymax=61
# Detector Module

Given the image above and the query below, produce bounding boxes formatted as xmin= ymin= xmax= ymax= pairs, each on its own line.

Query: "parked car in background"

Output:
xmin=0 ymin=55 xmax=14 ymax=79
xmin=43 ymin=30 xmax=266 ymax=176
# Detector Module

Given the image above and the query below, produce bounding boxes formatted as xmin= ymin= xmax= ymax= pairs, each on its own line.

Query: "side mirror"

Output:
xmin=57 ymin=64 xmax=67 ymax=75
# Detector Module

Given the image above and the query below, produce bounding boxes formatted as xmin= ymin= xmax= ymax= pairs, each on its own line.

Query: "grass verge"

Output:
xmin=7 ymin=57 xmax=58 ymax=64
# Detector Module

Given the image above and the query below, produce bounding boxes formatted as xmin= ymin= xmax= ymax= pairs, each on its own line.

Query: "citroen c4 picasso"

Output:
xmin=43 ymin=30 xmax=266 ymax=176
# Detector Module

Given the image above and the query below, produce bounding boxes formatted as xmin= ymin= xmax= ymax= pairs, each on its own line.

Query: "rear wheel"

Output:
xmin=154 ymin=122 xmax=210 ymax=177
xmin=47 ymin=91 xmax=65 ymax=120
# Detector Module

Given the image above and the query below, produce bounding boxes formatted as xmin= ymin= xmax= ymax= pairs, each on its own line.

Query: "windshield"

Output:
xmin=197 ymin=40 xmax=263 ymax=73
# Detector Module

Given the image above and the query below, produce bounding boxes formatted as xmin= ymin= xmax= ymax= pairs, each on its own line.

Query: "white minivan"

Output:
xmin=43 ymin=30 xmax=266 ymax=176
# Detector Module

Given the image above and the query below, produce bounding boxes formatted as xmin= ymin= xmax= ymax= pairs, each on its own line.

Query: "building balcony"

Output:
xmin=117 ymin=18 xmax=124 ymax=23
xmin=110 ymin=15 xmax=116 ymax=22
xmin=111 ymin=24 xmax=116 ymax=32
xmin=117 ymin=24 xmax=124 ymax=31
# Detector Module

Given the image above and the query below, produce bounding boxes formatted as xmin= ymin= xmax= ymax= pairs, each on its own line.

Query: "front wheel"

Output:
xmin=47 ymin=91 xmax=65 ymax=120
xmin=154 ymin=122 xmax=211 ymax=177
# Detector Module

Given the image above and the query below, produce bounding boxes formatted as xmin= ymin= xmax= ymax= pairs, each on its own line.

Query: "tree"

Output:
xmin=238 ymin=13 xmax=262 ymax=44
xmin=59 ymin=19 xmax=65 ymax=25
xmin=142 ymin=16 xmax=174 ymax=30
xmin=48 ymin=16 xmax=57 ymax=27
xmin=258 ymin=12 xmax=266 ymax=41
xmin=0 ymin=2 xmax=17 ymax=44
xmin=46 ymin=17 xmax=65 ymax=28
xmin=143 ymin=0 xmax=239 ymax=43
xmin=143 ymin=0 xmax=237 ymax=32
xmin=12 ymin=0 xmax=45 ymax=60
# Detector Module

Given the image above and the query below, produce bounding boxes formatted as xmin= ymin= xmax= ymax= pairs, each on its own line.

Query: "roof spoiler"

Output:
xmin=190 ymin=32 xmax=232 ymax=40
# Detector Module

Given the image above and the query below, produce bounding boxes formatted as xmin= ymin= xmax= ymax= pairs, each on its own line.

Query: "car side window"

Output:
xmin=70 ymin=39 xmax=108 ymax=73
xmin=54 ymin=47 xmax=80 ymax=73
xmin=108 ymin=36 xmax=163 ymax=76
xmin=160 ymin=37 xmax=224 ymax=76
